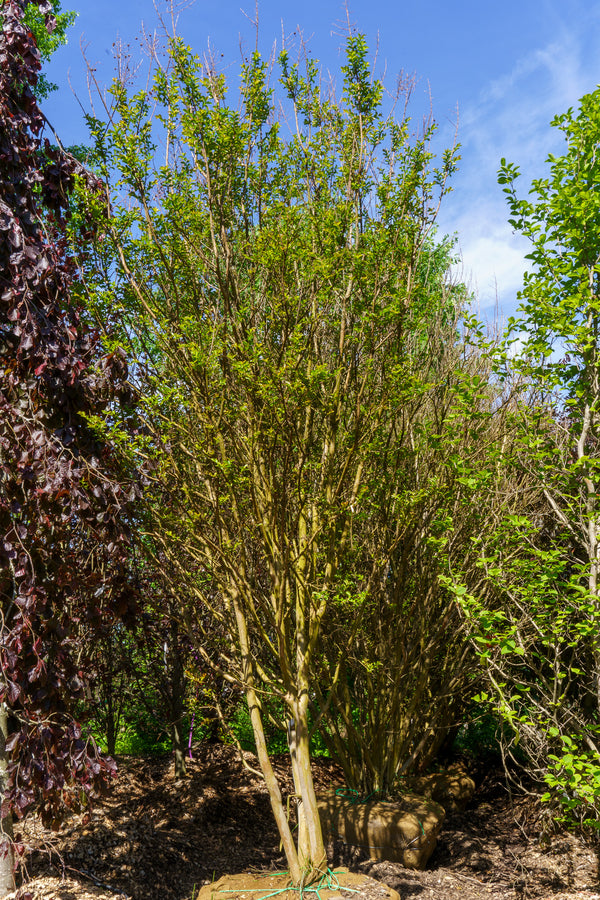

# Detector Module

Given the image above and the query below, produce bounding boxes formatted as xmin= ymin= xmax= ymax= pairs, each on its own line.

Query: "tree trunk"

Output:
xmin=167 ymin=617 xmax=187 ymax=778
xmin=0 ymin=706 xmax=14 ymax=897
xmin=231 ymin=590 xmax=303 ymax=883
xmin=288 ymin=720 xmax=310 ymax=869
xmin=290 ymin=697 xmax=327 ymax=880
xmin=171 ymin=721 xmax=187 ymax=779
xmin=106 ymin=691 xmax=116 ymax=757
xmin=104 ymin=638 xmax=117 ymax=757
xmin=246 ymin=686 xmax=302 ymax=884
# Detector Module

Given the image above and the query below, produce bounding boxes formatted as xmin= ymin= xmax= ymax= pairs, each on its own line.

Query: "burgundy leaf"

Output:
xmin=6 ymin=681 xmax=21 ymax=704
xmin=0 ymin=0 xmax=141 ymax=833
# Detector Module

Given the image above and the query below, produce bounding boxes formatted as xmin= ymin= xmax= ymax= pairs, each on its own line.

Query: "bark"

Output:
xmin=287 ymin=720 xmax=310 ymax=870
xmin=289 ymin=702 xmax=327 ymax=881
xmin=246 ymin=686 xmax=301 ymax=884
xmin=166 ymin=616 xmax=187 ymax=778
xmin=171 ymin=722 xmax=187 ymax=779
xmin=231 ymin=592 xmax=302 ymax=883
xmin=0 ymin=706 xmax=14 ymax=898
xmin=577 ymin=401 xmax=600 ymax=710
xmin=106 ymin=689 xmax=117 ymax=758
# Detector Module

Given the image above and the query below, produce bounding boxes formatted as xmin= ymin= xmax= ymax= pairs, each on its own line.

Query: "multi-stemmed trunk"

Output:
xmin=245 ymin=689 xmax=326 ymax=886
xmin=232 ymin=590 xmax=326 ymax=886
xmin=288 ymin=703 xmax=327 ymax=877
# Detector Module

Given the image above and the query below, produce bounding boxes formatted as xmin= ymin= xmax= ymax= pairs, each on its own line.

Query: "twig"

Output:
xmin=449 ymin=872 xmax=488 ymax=885
xmin=451 ymin=871 xmax=511 ymax=889
xmin=54 ymin=862 xmax=132 ymax=898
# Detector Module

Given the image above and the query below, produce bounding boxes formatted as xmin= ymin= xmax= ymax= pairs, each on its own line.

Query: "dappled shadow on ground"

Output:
xmin=18 ymin=746 xmax=600 ymax=900
xmin=24 ymin=744 xmax=286 ymax=899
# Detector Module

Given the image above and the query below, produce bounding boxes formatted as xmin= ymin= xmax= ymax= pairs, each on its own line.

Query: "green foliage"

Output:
xmin=80 ymin=28 xmax=472 ymax=877
xmin=544 ymin=734 xmax=600 ymax=830
xmin=451 ymin=712 xmax=505 ymax=761
xmin=446 ymin=507 xmax=600 ymax=824
xmin=90 ymin=716 xmax=172 ymax=757
xmin=23 ymin=1 xmax=76 ymax=98
xmin=446 ymin=88 xmax=600 ymax=831
xmin=498 ymin=87 xmax=600 ymax=412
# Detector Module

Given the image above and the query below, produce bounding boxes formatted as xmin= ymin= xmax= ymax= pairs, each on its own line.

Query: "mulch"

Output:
xmin=10 ymin=743 xmax=600 ymax=900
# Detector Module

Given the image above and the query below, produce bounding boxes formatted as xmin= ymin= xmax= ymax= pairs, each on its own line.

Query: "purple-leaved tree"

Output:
xmin=0 ymin=0 xmax=139 ymax=892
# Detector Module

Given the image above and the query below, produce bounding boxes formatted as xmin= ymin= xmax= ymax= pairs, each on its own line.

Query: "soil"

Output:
xmin=8 ymin=744 xmax=600 ymax=900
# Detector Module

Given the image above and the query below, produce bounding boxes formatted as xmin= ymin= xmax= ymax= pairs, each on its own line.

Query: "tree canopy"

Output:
xmin=78 ymin=28 xmax=477 ymax=883
xmin=5 ymin=3 xmax=600 ymax=890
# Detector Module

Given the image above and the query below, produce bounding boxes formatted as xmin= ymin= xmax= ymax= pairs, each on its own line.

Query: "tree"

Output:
xmin=314 ymin=304 xmax=508 ymax=794
xmin=0 ymin=1 xmax=139 ymax=891
xmin=85 ymin=31 xmax=460 ymax=884
xmin=448 ymin=87 xmax=600 ymax=831
xmin=21 ymin=0 xmax=77 ymax=99
xmin=130 ymin=589 xmax=191 ymax=778
xmin=87 ymin=578 xmax=193 ymax=777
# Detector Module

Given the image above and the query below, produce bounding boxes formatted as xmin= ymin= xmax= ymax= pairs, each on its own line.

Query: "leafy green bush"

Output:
xmin=451 ymin=712 xmax=503 ymax=760
xmin=227 ymin=701 xmax=330 ymax=757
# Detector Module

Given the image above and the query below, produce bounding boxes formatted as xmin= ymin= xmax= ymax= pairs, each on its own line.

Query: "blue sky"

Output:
xmin=42 ymin=0 xmax=600 ymax=320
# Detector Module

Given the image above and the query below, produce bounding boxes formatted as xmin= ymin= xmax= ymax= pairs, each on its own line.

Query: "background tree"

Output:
xmin=0 ymin=0 xmax=140 ymax=892
xmin=133 ymin=590 xmax=190 ymax=779
xmin=447 ymin=87 xmax=600 ymax=832
xmin=83 ymin=562 xmax=221 ymax=777
xmin=21 ymin=0 xmax=76 ymax=100
xmin=107 ymin=581 xmax=191 ymax=777
xmin=84 ymin=30 xmax=460 ymax=884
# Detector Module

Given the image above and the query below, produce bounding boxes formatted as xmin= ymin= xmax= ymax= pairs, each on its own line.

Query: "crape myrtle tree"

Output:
xmin=314 ymin=300 xmax=512 ymax=795
xmin=0 ymin=0 xmax=139 ymax=891
xmin=447 ymin=88 xmax=600 ymax=831
xmin=83 ymin=31 xmax=460 ymax=883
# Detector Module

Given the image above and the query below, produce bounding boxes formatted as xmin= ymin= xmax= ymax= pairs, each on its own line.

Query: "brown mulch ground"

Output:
xmin=10 ymin=744 xmax=600 ymax=900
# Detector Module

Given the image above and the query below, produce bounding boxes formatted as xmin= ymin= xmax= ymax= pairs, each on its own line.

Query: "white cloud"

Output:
xmin=479 ymin=34 xmax=584 ymax=112
xmin=452 ymin=222 xmax=530 ymax=314
xmin=439 ymin=22 xmax=600 ymax=322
